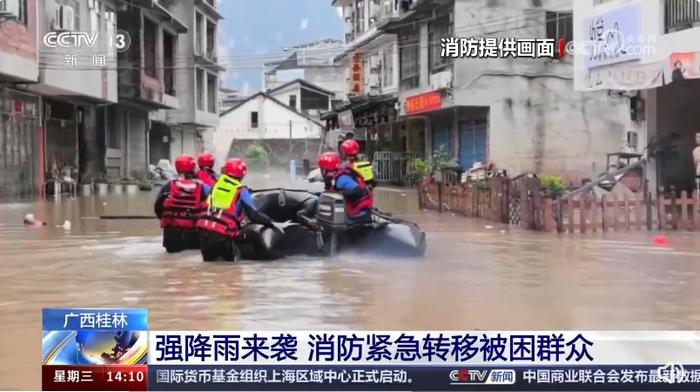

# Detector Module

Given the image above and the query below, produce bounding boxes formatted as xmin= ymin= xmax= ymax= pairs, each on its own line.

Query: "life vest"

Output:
xmin=333 ymin=169 xmax=374 ymax=218
xmin=196 ymin=175 xmax=247 ymax=238
xmin=351 ymin=161 xmax=374 ymax=184
xmin=196 ymin=168 xmax=217 ymax=187
xmin=161 ymin=179 xmax=205 ymax=229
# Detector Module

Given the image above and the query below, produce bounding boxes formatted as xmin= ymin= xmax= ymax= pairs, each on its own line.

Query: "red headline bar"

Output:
xmin=42 ymin=365 xmax=147 ymax=391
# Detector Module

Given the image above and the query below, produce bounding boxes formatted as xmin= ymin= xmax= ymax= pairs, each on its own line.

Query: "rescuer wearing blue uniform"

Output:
xmin=318 ymin=151 xmax=373 ymax=223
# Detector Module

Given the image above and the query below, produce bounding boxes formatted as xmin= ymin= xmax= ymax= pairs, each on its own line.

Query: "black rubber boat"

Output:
xmin=235 ymin=189 xmax=426 ymax=260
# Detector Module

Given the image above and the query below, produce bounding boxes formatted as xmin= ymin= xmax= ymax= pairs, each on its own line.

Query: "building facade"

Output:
xmin=0 ymin=0 xmax=41 ymax=199
xmin=573 ymin=0 xmax=700 ymax=194
xmin=328 ymin=0 xmax=428 ymax=184
xmin=215 ymin=92 xmax=324 ymax=166
xmin=150 ymin=0 xmax=223 ymax=166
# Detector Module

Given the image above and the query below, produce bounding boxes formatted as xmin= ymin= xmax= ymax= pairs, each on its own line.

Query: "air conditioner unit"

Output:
xmin=56 ymin=5 xmax=76 ymax=31
xmin=0 ymin=0 xmax=20 ymax=19
xmin=430 ymin=69 xmax=453 ymax=90
xmin=367 ymin=74 xmax=380 ymax=89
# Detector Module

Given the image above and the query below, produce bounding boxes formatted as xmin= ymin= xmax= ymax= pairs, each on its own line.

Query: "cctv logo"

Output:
xmin=449 ymin=369 xmax=516 ymax=385
xmin=43 ymin=32 xmax=99 ymax=48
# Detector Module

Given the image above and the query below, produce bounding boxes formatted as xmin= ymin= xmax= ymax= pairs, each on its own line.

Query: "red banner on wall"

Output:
xmin=405 ymin=91 xmax=442 ymax=115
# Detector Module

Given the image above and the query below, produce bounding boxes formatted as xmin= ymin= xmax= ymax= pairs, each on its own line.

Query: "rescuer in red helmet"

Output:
xmin=318 ymin=151 xmax=373 ymax=222
xmin=196 ymin=158 xmax=283 ymax=261
xmin=196 ymin=152 xmax=219 ymax=187
xmin=339 ymin=139 xmax=376 ymax=189
xmin=154 ymin=155 xmax=211 ymax=253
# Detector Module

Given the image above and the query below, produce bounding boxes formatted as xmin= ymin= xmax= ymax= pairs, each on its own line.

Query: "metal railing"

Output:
xmin=665 ymin=0 xmax=700 ymax=32
xmin=372 ymin=151 xmax=421 ymax=184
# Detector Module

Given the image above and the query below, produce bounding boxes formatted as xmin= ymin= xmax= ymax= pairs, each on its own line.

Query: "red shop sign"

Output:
xmin=405 ymin=91 xmax=442 ymax=114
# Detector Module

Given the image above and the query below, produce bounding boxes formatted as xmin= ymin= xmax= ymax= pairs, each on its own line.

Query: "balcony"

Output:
xmin=665 ymin=0 xmax=700 ymax=33
xmin=195 ymin=0 xmax=224 ymax=20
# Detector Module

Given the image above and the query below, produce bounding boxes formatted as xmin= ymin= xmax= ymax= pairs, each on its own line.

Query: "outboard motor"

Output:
xmin=316 ymin=192 xmax=348 ymax=255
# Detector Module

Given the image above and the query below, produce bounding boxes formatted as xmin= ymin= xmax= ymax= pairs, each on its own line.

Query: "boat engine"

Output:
xmin=316 ymin=192 xmax=346 ymax=231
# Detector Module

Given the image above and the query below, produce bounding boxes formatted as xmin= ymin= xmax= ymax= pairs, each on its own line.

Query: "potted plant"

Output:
xmin=111 ymin=179 xmax=124 ymax=194
xmin=409 ymin=158 xmax=431 ymax=186
xmin=431 ymin=146 xmax=459 ymax=184
xmin=94 ymin=175 xmax=109 ymax=195
xmin=80 ymin=177 xmax=93 ymax=196
xmin=539 ymin=175 xmax=566 ymax=199
xmin=123 ymin=178 xmax=141 ymax=194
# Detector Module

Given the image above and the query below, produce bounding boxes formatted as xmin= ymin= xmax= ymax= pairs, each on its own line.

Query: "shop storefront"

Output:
xmin=0 ymin=88 xmax=41 ymax=199
xmin=404 ymin=90 xmax=489 ymax=171
xmin=573 ymin=0 xmax=700 ymax=194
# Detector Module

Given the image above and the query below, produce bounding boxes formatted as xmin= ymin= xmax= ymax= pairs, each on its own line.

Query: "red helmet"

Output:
xmin=174 ymin=155 xmax=197 ymax=174
xmin=222 ymin=158 xmax=247 ymax=178
xmin=340 ymin=139 xmax=360 ymax=157
xmin=318 ymin=152 xmax=341 ymax=171
xmin=197 ymin=152 xmax=215 ymax=169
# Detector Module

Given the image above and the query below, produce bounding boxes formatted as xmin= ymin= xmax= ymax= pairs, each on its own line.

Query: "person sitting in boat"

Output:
xmin=155 ymin=155 xmax=211 ymax=253
xmin=196 ymin=152 xmax=219 ymax=187
xmin=339 ymin=139 xmax=376 ymax=190
xmin=196 ymin=158 xmax=282 ymax=261
xmin=318 ymin=151 xmax=374 ymax=223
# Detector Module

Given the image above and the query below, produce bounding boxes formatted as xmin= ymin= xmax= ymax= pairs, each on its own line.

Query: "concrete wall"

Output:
xmin=36 ymin=0 xmax=118 ymax=102
xmin=303 ymin=65 xmax=347 ymax=99
xmin=0 ymin=0 xmax=38 ymax=82
xmin=214 ymin=94 xmax=323 ymax=165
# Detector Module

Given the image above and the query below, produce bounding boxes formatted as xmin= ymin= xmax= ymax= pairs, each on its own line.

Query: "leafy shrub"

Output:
xmin=540 ymin=175 xmax=566 ymax=198
xmin=245 ymin=144 xmax=269 ymax=167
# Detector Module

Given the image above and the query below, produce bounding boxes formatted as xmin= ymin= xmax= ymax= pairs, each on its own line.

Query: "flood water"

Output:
xmin=1 ymin=171 xmax=700 ymax=389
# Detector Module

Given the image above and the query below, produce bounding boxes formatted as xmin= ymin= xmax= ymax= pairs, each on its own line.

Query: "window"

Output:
xmin=54 ymin=0 xmax=80 ymax=31
xmin=251 ymin=111 xmax=259 ymax=128
xmin=195 ymin=12 xmax=203 ymax=55
xmin=207 ymin=73 xmax=217 ymax=113
xmin=354 ymin=0 xmax=366 ymax=35
xmin=88 ymin=0 xmax=102 ymax=33
xmin=13 ymin=0 xmax=29 ymax=25
xmin=143 ymin=18 xmax=157 ymax=77
xmin=546 ymin=11 xmax=573 ymax=58
xmin=429 ymin=15 xmax=453 ymax=72
xmin=289 ymin=95 xmax=297 ymax=109
xmin=163 ymin=32 xmax=175 ymax=95
xmin=381 ymin=45 xmax=394 ymax=88
xmin=399 ymin=31 xmax=419 ymax=89
xmin=105 ymin=6 xmax=116 ymax=53
xmin=196 ymin=68 xmax=205 ymax=111
xmin=206 ymin=20 xmax=216 ymax=59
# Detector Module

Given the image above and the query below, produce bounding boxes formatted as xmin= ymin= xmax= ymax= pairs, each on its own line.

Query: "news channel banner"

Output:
xmin=41 ymin=309 xmax=700 ymax=391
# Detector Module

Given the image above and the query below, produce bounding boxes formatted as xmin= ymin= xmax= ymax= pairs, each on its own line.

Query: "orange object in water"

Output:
xmin=653 ymin=235 xmax=668 ymax=246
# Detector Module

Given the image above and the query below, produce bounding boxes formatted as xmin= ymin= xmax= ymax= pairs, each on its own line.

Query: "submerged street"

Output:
xmin=1 ymin=173 xmax=700 ymax=389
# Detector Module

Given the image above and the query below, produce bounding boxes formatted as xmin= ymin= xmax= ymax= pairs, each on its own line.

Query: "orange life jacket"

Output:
xmin=333 ymin=168 xmax=374 ymax=218
xmin=161 ymin=179 xmax=205 ymax=229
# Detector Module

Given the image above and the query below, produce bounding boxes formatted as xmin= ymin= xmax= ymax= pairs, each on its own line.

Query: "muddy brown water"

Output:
xmin=1 ymin=172 xmax=699 ymax=389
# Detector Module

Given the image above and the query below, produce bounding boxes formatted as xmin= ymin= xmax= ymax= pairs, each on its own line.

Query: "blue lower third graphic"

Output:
xmin=147 ymin=365 xmax=700 ymax=391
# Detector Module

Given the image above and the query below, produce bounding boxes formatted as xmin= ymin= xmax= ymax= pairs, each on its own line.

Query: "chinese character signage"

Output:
xmin=584 ymin=3 xmax=643 ymax=69
xmin=144 ymin=330 xmax=700 ymax=391
xmin=42 ymin=308 xmax=148 ymax=391
xmin=349 ymin=52 xmax=364 ymax=96
xmin=405 ymin=92 xmax=442 ymax=115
